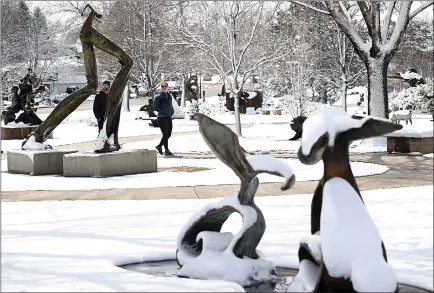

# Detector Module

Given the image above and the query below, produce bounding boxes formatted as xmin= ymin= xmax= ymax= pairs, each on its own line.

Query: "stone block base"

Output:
xmin=7 ymin=149 xmax=77 ymax=175
xmin=1 ymin=126 xmax=53 ymax=140
xmin=387 ymin=136 xmax=434 ymax=154
xmin=63 ymin=149 xmax=157 ymax=177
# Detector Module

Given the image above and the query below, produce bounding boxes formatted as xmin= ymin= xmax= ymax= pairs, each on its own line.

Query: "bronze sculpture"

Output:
xmin=184 ymin=75 xmax=199 ymax=103
xmin=2 ymin=86 xmax=21 ymax=124
xmin=289 ymin=108 xmax=402 ymax=292
xmin=2 ymin=81 xmax=44 ymax=125
xmin=176 ymin=113 xmax=296 ymax=286
xmin=21 ymin=4 xmax=133 ymax=152
xmin=289 ymin=115 xmax=307 ymax=141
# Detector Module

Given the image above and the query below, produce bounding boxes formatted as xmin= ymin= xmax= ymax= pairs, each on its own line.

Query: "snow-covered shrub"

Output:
xmin=389 ymin=81 xmax=433 ymax=111
xmin=268 ymin=95 xmax=322 ymax=118
xmin=40 ymin=92 xmax=68 ymax=107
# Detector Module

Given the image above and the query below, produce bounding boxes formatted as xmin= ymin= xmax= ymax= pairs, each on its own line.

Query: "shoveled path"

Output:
xmin=2 ymin=153 xmax=432 ymax=202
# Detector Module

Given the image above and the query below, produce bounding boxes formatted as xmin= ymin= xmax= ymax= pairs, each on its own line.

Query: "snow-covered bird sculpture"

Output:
xmin=176 ymin=113 xmax=296 ymax=287
xmin=288 ymin=107 xmax=403 ymax=292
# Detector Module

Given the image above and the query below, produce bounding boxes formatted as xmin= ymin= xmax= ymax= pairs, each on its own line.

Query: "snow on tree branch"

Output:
xmin=409 ymin=1 xmax=434 ymax=21
xmin=325 ymin=2 xmax=369 ymax=55
xmin=381 ymin=1 xmax=396 ymax=40
xmin=386 ymin=1 xmax=412 ymax=55
xmin=291 ymin=1 xmax=330 ymax=15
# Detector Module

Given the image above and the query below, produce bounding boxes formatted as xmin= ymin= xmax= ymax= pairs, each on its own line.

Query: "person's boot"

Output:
xmin=164 ymin=150 xmax=174 ymax=156
xmin=155 ymin=145 xmax=163 ymax=155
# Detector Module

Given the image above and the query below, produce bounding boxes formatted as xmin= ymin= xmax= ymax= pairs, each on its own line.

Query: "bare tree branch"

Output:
xmin=381 ymin=1 xmax=396 ymax=40
xmin=386 ymin=1 xmax=411 ymax=54
xmin=291 ymin=1 xmax=331 ymax=15
xmin=409 ymin=1 xmax=434 ymax=21
xmin=325 ymin=2 xmax=369 ymax=57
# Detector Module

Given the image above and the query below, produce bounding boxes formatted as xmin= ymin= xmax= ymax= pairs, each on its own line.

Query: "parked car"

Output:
xmin=66 ymin=86 xmax=80 ymax=94
xmin=203 ymin=74 xmax=212 ymax=81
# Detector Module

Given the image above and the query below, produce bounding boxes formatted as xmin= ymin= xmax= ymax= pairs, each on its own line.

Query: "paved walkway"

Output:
xmin=2 ymin=152 xmax=432 ymax=202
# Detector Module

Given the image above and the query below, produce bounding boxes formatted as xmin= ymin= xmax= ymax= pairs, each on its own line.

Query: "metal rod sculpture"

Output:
xmin=176 ymin=113 xmax=296 ymax=286
xmin=21 ymin=4 xmax=133 ymax=153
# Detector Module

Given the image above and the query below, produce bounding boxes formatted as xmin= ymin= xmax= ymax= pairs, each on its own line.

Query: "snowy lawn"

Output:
xmin=123 ymin=114 xmax=433 ymax=155
xmin=1 ymin=107 xmax=198 ymax=152
xmin=2 ymin=186 xmax=432 ymax=291
xmin=1 ymin=157 xmax=387 ymax=191
xmin=2 ymin=106 xmax=431 ymax=155
xmin=1 ymin=106 xmax=293 ymax=152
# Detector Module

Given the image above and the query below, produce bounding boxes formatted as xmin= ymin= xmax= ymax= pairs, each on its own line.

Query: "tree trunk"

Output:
xmin=341 ymin=75 xmax=347 ymax=112
xmin=366 ymin=57 xmax=389 ymax=118
xmin=181 ymin=76 xmax=186 ymax=107
xmin=122 ymin=85 xmax=130 ymax=112
xmin=234 ymin=95 xmax=242 ymax=136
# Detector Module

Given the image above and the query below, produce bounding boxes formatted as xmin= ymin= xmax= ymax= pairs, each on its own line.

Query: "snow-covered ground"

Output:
xmin=1 ymin=106 xmax=198 ymax=152
xmin=1 ymin=157 xmax=387 ymax=191
xmin=2 ymin=99 xmax=431 ymax=155
xmin=124 ymin=114 xmax=433 ymax=155
xmin=2 ymin=185 xmax=432 ymax=292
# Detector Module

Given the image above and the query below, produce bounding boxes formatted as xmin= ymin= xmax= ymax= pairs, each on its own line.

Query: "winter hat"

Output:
xmin=103 ymin=80 xmax=111 ymax=86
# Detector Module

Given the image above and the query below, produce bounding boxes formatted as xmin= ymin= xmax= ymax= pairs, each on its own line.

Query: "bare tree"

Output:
xmin=96 ymin=1 xmax=188 ymax=99
xmin=292 ymin=0 xmax=433 ymax=118
xmin=171 ymin=1 xmax=289 ymax=136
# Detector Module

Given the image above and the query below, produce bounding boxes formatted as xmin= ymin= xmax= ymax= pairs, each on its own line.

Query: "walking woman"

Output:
xmin=154 ymin=81 xmax=174 ymax=156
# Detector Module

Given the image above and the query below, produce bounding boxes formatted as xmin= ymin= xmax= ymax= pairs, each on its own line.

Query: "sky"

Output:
xmin=25 ymin=1 xmax=434 ymax=23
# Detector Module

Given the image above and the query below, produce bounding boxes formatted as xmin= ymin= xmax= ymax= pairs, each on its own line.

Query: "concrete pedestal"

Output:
xmin=7 ymin=149 xmax=77 ymax=175
xmin=63 ymin=149 xmax=157 ymax=177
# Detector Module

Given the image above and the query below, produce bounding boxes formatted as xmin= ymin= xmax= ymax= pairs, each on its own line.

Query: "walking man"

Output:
xmin=154 ymin=81 xmax=174 ymax=156
xmin=93 ymin=80 xmax=110 ymax=133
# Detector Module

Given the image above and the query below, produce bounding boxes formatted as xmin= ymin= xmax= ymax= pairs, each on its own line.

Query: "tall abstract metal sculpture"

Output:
xmin=176 ymin=113 xmax=296 ymax=287
xmin=21 ymin=4 xmax=133 ymax=153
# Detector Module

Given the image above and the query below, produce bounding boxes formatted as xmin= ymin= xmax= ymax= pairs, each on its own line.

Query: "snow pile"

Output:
xmin=1 ymin=121 xmax=34 ymax=128
xmin=21 ymin=135 xmax=52 ymax=151
xmin=287 ymin=260 xmax=321 ymax=292
xmin=177 ymin=195 xmax=276 ymax=287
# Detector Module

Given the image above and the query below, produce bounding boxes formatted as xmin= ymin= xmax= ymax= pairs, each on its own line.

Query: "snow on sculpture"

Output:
xmin=288 ymin=107 xmax=403 ymax=292
xmin=176 ymin=113 xmax=296 ymax=287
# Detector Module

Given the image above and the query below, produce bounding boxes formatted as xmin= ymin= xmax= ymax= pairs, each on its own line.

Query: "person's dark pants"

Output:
xmin=97 ymin=118 xmax=104 ymax=133
xmin=157 ymin=116 xmax=173 ymax=151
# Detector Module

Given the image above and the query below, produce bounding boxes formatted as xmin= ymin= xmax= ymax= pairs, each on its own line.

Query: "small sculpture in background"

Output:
xmin=15 ymin=85 xmax=45 ymax=125
xmin=289 ymin=115 xmax=307 ymax=141
xmin=2 ymin=74 xmax=45 ymax=126
xmin=2 ymin=86 xmax=21 ymax=124
xmin=184 ymin=75 xmax=199 ymax=103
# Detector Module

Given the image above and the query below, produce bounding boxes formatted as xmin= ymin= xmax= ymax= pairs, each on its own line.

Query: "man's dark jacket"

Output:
xmin=93 ymin=91 xmax=108 ymax=121
xmin=153 ymin=92 xmax=174 ymax=118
